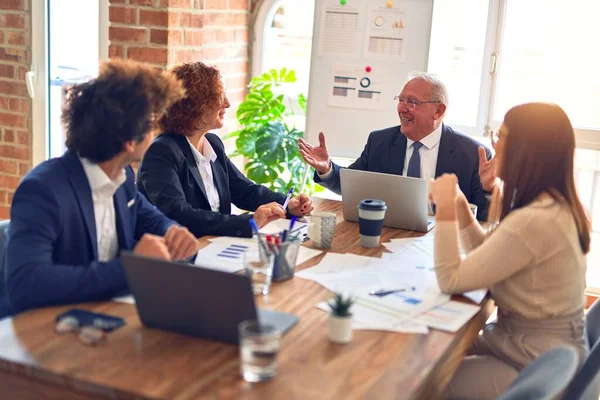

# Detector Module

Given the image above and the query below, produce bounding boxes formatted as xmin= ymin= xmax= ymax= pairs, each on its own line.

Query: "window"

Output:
xmin=428 ymin=0 xmax=600 ymax=145
xmin=492 ymin=0 xmax=600 ymax=133
xmin=427 ymin=0 xmax=600 ymax=287
xmin=30 ymin=0 xmax=108 ymax=165
xmin=427 ymin=0 xmax=492 ymax=134
xmin=252 ymin=0 xmax=315 ymax=130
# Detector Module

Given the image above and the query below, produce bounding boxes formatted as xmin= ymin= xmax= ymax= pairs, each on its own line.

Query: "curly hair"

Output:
xmin=158 ymin=62 xmax=224 ymax=135
xmin=63 ymin=59 xmax=185 ymax=163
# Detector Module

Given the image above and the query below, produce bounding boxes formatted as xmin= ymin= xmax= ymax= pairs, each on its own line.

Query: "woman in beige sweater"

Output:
xmin=429 ymin=102 xmax=592 ymax=399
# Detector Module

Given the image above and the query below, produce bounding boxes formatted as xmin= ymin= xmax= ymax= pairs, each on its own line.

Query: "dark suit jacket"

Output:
xmin=0 ymin=151 xmax=175 ymax=318
xmin=315 ymin=124 xmax=491 ymax=220
xmin=137 ymin=133 xmax=286 ymax=238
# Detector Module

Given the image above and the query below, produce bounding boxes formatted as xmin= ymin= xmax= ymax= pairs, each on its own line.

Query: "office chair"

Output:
xmin=562 ymin=299 xmax=600 ymax=399
xmin=497 ymin=345 xmax=578 ymax=400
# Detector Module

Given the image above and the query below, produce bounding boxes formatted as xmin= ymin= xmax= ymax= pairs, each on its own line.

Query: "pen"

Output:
xmin=249 ymin=218 xmax=269 ymax=255
xmin=369 ymin=286 xmax=416 ymax=297
xmin=289 ymin=215 xmax=297 ymax=232
xmin=282 ymin=187 xmax=295 ymax=211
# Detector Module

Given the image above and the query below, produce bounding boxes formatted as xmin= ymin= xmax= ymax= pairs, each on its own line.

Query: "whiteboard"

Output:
xmin=305 ymin=0 xmax=434 ymax=158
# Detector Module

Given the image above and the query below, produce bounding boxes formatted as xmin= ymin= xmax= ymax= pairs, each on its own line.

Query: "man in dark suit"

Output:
xmin=299 ymin=72 xmax=492 ymax=220
xmin=0 ymin=60 xmax=198 ymax=318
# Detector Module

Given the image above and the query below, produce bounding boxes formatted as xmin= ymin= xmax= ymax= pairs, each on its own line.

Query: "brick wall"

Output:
xmin=108 ymin=0 xmax=251 ymax=130
xmin=0 ymin=0 xmax=31 ymax=219
xmin=0 ymin=0 xmax=252 ymax=216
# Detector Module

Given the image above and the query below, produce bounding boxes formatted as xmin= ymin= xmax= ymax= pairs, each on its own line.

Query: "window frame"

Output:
xmin=251 ymin=0 xmax=283 ymax=77
xmin=30 ymin=0 xmax=109 ymax=166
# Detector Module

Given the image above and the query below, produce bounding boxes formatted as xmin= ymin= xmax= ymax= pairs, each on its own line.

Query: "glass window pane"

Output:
xmin=427 ymin=0 xmax=490 ymax=128
xmin=49 ymin=0 xmax=100 ymax=159
xmin=263 ymin=0 xmax=315 ymax=96
xmin=493 ymin=0 xmax=600 ymax=131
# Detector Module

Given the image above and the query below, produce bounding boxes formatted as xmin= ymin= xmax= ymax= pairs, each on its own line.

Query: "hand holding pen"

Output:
xmin=286 ymin=193 xmax=314 ymax=217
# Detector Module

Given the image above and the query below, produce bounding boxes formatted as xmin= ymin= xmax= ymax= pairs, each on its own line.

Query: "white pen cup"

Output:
xmin=358 ymin=199 xmax=387 ymax=248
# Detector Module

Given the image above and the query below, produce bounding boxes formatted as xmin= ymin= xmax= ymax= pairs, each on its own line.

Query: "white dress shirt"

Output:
xmin=187 ymin=136 xmax=220 ymax=212
xmin=79 ymin=157 xmax=127 ymax=262
xmin=403 ymin=123 xmax=443 ymax=183
xmin=317 ymin=124 xmax=443 ymax=181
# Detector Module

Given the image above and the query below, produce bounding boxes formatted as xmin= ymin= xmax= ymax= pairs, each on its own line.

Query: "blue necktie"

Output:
xmin=407 ymin=142 xmax=423 ymax=178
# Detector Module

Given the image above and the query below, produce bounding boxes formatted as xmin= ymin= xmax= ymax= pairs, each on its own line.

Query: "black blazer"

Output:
xmin=137 ymin=133 xmax=286 ymax=238
xmin=315 ymin=124 xmax=491 ymax=220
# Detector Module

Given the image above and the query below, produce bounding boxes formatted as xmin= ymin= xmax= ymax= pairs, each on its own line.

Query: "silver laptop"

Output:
xmin=340 ymin=169 xmax=435 ymax=232
xmin=121 ymin=252 xmax=299 ymax=344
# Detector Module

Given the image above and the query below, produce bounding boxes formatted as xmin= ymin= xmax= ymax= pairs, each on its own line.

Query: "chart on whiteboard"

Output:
xmin=363 ymin=1 xmax=410 ymax=61
xmin=318 ymin=1 xmax=362 ymax=57
xmin=328 ymin=64 xmax=388 ymax=111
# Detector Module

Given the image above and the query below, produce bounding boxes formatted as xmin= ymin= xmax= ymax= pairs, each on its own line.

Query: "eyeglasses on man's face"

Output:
xmin=394 ymin=96 xmax=441 ymax=111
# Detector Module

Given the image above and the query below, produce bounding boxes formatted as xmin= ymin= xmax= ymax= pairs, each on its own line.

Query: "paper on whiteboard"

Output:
xmin=328 ymin=64 xmax=387 ymax=111
xmin=363 ymin=0 xmax=410 ymax=61
xmin=318 ymin=0 xmax=362 ymax=57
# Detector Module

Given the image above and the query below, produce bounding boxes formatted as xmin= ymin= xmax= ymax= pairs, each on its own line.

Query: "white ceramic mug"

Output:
xmin=308 ymin=211 xmax=336 ymax=248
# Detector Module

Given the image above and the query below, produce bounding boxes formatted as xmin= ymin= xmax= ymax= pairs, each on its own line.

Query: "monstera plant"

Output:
xmin=225 ymin=68 xmax=321 ymax=194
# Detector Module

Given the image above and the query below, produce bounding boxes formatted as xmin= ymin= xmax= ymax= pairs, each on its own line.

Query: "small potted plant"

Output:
xmin=327 ymin=293 xmax=355 ymax=344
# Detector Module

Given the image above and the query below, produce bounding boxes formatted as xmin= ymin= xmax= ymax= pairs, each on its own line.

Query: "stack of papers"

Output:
xmin=381 ymin=237 xmax=489 ymax=305
xmin=298 ymin=249 xmax=483 ymax=333
xmin=193 ymin=236 xmax=323 ymax=273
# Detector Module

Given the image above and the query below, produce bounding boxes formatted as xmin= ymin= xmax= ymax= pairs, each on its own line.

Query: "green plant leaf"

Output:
xmin=232 ymin=67 xmax=321 ymax=196
xmin=235 ymin=128 xmax=257 ymax=157
xmin=222 ymin=129 xmax=240 ymax=140
xmin=255 ymin=122 xmax=287 ymax=165
xmin=298 ymin=93 xmax=307 ymax=114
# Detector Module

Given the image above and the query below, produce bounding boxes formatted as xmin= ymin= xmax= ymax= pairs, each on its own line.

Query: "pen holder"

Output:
xmin=257 ymin=235 xmax=301 ymax=282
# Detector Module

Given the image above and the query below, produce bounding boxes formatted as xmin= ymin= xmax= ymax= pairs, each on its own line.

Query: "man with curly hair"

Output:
xmin=0 ymin=60 xmax=198 ymax=317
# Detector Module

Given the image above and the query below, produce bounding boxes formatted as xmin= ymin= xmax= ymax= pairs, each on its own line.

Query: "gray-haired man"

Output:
xmin=298 ymin=72 xmax=492 ymax=220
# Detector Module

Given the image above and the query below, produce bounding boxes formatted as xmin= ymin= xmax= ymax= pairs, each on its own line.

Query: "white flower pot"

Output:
xmin=328 ymin=314 xmax=353 ymax=344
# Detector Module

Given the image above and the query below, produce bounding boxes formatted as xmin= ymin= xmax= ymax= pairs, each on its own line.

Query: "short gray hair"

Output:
xmin=406 ymin=71 xmax=449 ymax=107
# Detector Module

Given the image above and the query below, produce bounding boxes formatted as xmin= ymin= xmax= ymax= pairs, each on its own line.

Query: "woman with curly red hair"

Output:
xmin=137 ymin=62 xmax=313 ymax=238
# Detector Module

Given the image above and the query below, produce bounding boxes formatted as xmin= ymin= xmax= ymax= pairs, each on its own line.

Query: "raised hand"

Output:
xmin=298 ymin=132 xmax=331 ymax=174
xmin=429 ymin=174 xmax=460 ymax=221
xmin=429 ymin=174 xmax=459 ymax=207
xmin=478 ymin=146 xmax=496 ymax=192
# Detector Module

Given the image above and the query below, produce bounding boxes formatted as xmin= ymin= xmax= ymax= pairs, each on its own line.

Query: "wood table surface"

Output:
xmin=0 ymin=198 xmax=494 ymax=400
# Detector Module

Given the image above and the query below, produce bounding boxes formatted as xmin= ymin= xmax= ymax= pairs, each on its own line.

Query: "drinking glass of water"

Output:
xmin=243 ymin=251 xmax=274 ymax=295
xmin=239 ymin=320 xmax=281 ymax=382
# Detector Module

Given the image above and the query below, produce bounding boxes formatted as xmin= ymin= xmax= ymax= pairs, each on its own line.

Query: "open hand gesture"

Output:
xmin=478 ymin=145 xmax=496 ymax=192
xmin=298 ymin=132 xmax=331 ymax=174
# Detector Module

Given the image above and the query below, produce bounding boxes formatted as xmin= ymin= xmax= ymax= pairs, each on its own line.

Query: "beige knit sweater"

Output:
xmin=434 ymin=197 xmax=586 ymax=319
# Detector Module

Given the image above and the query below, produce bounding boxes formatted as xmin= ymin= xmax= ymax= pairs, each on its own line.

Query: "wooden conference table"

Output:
xmin=0 ymin=198 xmax=493 ymax=400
